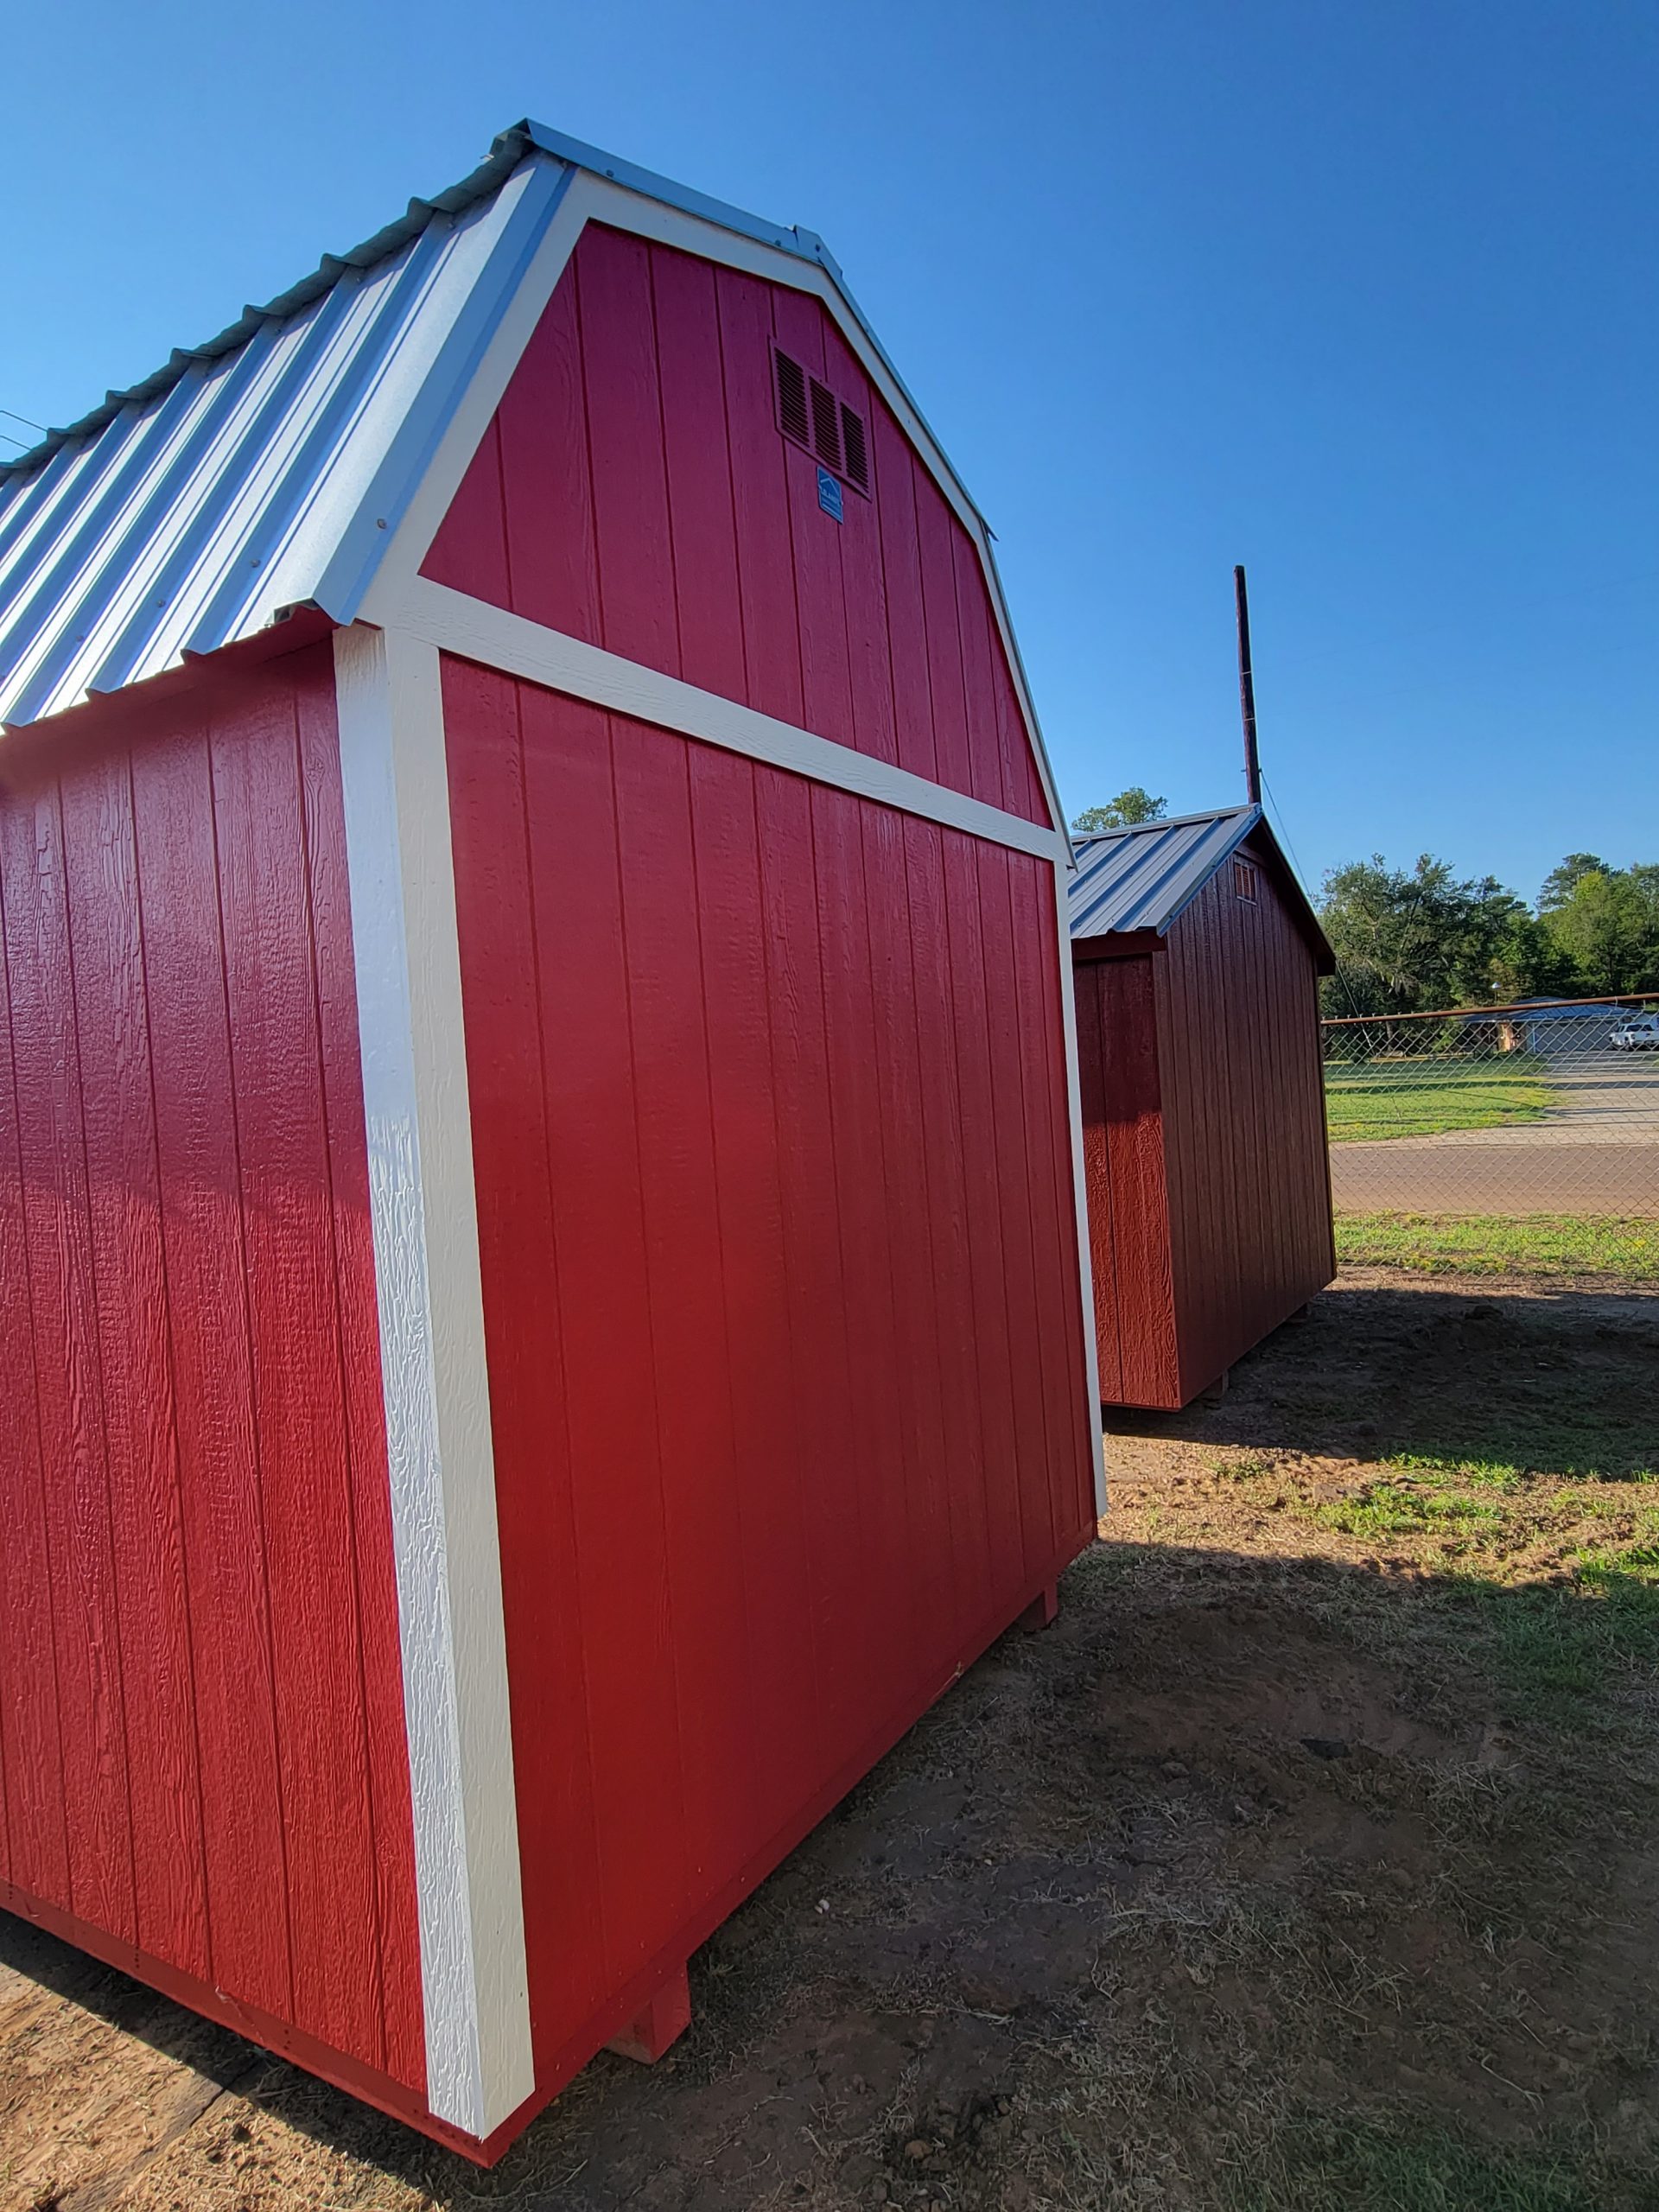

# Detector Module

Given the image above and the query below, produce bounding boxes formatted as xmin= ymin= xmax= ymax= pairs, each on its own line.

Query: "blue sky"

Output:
xmin=5 ymin=2 xmax=1653 ymax=906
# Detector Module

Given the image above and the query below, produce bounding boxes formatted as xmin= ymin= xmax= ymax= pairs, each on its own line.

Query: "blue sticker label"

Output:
xmin=817 ymin=467 xmax=843 ymax=523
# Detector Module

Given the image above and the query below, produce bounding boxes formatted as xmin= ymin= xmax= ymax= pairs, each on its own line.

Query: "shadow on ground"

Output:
xmin=3 ymin=1274 xmax=1658 ymax=2212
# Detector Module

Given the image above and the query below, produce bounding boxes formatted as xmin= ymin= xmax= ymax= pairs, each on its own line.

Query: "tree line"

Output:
xmin=1318 ymin=852 xmax=1659 ymax=1016
xmin=1068 ymin=795 xmax=1658 ymax=1017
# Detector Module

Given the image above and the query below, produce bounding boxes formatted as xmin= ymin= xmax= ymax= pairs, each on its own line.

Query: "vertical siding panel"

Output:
xmin=613 ymin=721 xmax=756 ymax=1895
xmin=130 ymin=722 xmax=292 ymax=2022
xmin=652 ymin=248 xmax=747 ymax=701
xmin=0 ymin=833 xmax=70 ymax=1910
xmin=442 ymin=658 xmax=607 ymax=2069
xmin=580 ymin=227 xmax=680 ymax=679
xmin=1157 ymin=922 xmax=1206 ymax=1400
xmin=499 ymin=268 xmax=601 ymax=643
xmin=420 ymin=417 xmax=510 ymax=604
xmin=812 ymin=785 xmax=913 ymax=1691
xmin=209 ymin=692 xmax=380 ymax=2065
xmin=1104 ymin=958 xmax=1179 ymax=1407
xmin=901 ymin=818 xmax=994 ymax=1615
xmin=990 ymin=633 xmax=1047 ymax=828
xmin=1 ymin=780 xmax=134 ymax=1942
xmin=941 ymin=830 xmax=1024 ymax=1580
xmin=772 ymin=293 xmax=855 ymax=753
xmin=952 ymin=529 xmax=1008 ymax=813
xmin=521 ymin=689 xmax=690 ymax=1979
xmin=59 ymin=750 xmax=209 ymax=1980
xmin=975 ymin=844 xmax=1055 ymax=1562
xmin=688 ymin=747 xmax=822 ymax=1828
xmin=913 ymin=472 xmax=972 ymax=799
xmin=715 ymin=268 xmax=804 ymax=728
xmin=872 ymin=410 xmax=935 ymax=784
xmin=864 ymin=806 xmax=954 ymax=1664
xmin=754 ymin=770 xmax=866 ymax=1761
xmin=820 ymin=322 xmax=897 ymax=766
xmin=295 ymin=665 xmax=426 ymax=2090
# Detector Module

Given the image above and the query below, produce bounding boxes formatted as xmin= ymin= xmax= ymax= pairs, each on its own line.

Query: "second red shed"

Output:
xmin=1069 ymin=805 xmax=1337 ymax=1410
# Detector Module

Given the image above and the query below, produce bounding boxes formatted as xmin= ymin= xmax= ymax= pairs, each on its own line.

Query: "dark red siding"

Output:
xmin=0 ymin=647 xmax=424 ymax=2094
xmin=440 ymin=657 xmax=1094 ymax=2092
xmin=423 ymin=226 xmax=1052 ymax=828
xmin=1074 ymin=840 xmax=1334 ymax=1410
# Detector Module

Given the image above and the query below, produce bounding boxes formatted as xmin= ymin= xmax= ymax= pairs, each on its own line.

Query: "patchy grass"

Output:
xmin=1226 ymin=2116 xmax=1611 ymax=2210
xmin=1325 ymin=1057 xmax=1554 ymax=1143
xmin=4 ymin=1274 xmax=1659 ymax=2212
xmin=1336 ymin=1210 xmax=1659 ymax=1284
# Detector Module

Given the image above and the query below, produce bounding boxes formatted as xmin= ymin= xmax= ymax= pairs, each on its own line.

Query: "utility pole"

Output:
xmin=1234 ymin=563 xmax=1262 ymax=807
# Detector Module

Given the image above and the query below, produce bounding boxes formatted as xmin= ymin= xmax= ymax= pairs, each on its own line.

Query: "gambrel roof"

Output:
xmin=0 ymin=121 xmax=1046 ymax=797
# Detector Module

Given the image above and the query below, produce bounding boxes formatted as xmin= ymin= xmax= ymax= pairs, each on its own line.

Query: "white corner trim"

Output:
xmin=332 ymin=623 xmax=533 ymax=2139
xmin=391 ymin=574 xmax=1066 ymax=865
xmin=1052 ymin=857 xmax=1108 ymax=1516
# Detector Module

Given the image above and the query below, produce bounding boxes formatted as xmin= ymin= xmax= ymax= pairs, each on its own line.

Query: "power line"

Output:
xmin=0 ymin=407 xmax=46 ymax=434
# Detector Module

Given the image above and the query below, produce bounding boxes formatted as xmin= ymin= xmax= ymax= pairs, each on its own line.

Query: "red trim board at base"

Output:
xmin=0 ymin=1541 xmax=1092 ymax=2169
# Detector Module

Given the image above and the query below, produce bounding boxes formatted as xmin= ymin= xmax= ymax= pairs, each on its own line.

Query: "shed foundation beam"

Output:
xmin=607 ymin=1965 xmax=692 ymax=2065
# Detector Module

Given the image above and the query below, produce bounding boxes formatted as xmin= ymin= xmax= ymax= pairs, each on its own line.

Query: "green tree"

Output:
xmin=1317 ymin=854 xmax=1551 ymax=1017
xmin=1539 ymin=853 xmax=1608 ymax=912
xmin=1071 ymin=788 xmax=1167 ymax=833
xmin=1539 ymin=863 xmax=1659 ymax=995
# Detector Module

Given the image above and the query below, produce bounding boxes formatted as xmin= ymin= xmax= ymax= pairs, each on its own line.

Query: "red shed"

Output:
xmin=0 ymin=123 xmax=1103 ymax=2161
xmin=1069 ymin=806 xmax=1336 ymax=1411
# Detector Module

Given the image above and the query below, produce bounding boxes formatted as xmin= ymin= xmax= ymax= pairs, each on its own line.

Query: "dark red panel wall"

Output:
xmin=423 ymin=225 xmax=1052 ymax=828
xmin=1071 ymin=955 xmax=1179 ymax=1408
xmin=440 ymin=658 xmax=1093 ymax=2084
xmin=1154 ymin=850 xmax=1335 ymax=1403
xmin=0 ymin=647 xmax=423 ymax=2092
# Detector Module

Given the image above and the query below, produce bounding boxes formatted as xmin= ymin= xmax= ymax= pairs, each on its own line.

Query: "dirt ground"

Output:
xmin=3 ymin=1270 xmax=1658 ymax=2212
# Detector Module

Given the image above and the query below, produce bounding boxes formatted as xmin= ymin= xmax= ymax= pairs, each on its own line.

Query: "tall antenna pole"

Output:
xmin=1234 ymin=563 xmax=1262 ymax=806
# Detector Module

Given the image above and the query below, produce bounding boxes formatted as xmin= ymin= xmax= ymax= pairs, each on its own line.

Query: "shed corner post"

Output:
xmin=1052 ymin=852 xmax=1108 ymax=1517
xmin=331 ymin=619 xmax=534 ymax=2140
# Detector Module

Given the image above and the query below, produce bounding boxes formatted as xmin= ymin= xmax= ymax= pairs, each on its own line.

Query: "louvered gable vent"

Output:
xmin=773 ymin=346 xmax=871 ymax=496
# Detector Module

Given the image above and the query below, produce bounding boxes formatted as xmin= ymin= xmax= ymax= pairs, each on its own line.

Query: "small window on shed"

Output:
xmin=773 ymin=346 xmax=871 ymax=495
xmin=1233 ymin=857 xmax=1259 ymax=904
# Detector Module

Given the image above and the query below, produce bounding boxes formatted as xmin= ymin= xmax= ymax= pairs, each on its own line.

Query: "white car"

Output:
xmin=1611 ymin=1013 xmax=1659 ymax=1051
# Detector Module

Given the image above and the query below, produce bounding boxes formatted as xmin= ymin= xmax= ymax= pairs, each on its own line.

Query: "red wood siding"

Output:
xmin=423 ymin=226 xmax=1052 ymax=827
xmin=440 ymin=658 xmax=1093 ymax=2086
xmin=0 ymin=647 xmax=423 ymax=2092
xmin=1073 ymin=844 xmax=1334 ymax=1412
xmin=1071 ymin=955 xmax=1180 ymax=1408
xmin=1154 ymin=851 xmax=1335 ymax=1403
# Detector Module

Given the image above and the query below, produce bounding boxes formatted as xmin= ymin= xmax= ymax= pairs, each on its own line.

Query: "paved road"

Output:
xmin=1331 ymin=1058 xmax=1659 ymax=1217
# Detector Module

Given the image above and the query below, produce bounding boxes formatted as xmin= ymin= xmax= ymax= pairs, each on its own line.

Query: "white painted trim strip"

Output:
xmin=1052 ymin=855 xmax=1109 ymax=1516
xmin=355 ymin=166 xmax=1069 ymax=843
xmin=333 ymin=623 xmax=533 ymax=2139
xmin=391 ymin=574 xmax=1066 ymax=864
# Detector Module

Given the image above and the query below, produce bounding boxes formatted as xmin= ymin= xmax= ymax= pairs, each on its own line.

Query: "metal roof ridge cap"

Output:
xmin=512 ymin=119 xmax=823 ymax=264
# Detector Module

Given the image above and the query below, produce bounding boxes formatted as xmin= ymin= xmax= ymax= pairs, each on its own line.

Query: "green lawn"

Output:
xmin=1336 ymin=1209 xmax=1658 ymax=1283
xmin=1325 ymin=1054 xmax=1554 ymax=1143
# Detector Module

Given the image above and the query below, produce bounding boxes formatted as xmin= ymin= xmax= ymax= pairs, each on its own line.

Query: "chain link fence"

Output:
xmin=1322 ymin=995 xmax=1659 ymax=1284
